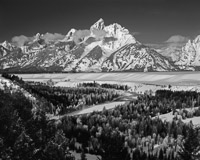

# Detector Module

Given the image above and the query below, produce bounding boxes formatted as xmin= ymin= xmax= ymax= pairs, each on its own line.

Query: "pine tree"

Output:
xmin=13 ymin=130 xmax=34 ymax=160
xmin=159 ymin=149 xmax=164 ymax=160
xmin=43 ymin=129 xmax=70 ymax=160
xmin=179 ymin=127 xmax=200 ymax=160
xmin=81 ymin=150 xmax=87 ymax=160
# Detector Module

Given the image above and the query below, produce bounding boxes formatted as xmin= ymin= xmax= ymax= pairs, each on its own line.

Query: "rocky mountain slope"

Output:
xmin=156 ymin=44 xmax=183 ymax=62
xmin=156 ymin=35 xmax=200 ymax=71
xmin=175 ymin=35 xmax=200 ymax=70
xmin=0 ymin=19 xmax=182 ymax=72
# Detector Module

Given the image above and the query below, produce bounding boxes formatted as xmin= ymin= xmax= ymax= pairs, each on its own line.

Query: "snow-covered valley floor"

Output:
xmin=15 ymin=71 xmax=200 ymax=85
xmin=16 ymin=71 xmax=200 ymax=94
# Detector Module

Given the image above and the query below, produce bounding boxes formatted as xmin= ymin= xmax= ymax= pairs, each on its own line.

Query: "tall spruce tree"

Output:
xmin=179 ymin=126 xmax=200 ymax=160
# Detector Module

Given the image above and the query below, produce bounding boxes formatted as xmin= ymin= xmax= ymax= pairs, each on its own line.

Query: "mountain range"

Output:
xmin=1 ymin=19 xmax=200 ymax=73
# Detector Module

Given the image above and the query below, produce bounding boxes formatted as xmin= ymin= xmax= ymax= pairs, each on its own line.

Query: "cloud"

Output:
xmin=145 ymin=43 xmax=164 ymax=49
xmin=42 ymin=33 xmax=65 ymax=43
xmin=131 ymin=31 xmax=140 ymax=36
xmin=72 ymin=29 xmax=107 ymax=44
xmin=146 ymin=35 xmax=189 ymax=50
xmin=165 ymin=35 xmax=189 ymax=44
xmin=11 ymin=33 xmax=65 ymax=46
xmin=92 ymin=29 xmax=107 ymax=39
xmin=11 ymin=35 xmax=31 ymax=47
xmin=73 ymin=30 xmax=91 ymax=44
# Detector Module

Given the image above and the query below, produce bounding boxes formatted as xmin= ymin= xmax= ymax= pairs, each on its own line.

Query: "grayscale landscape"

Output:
xmin=1 ymin=0 xmax=200 ymax=160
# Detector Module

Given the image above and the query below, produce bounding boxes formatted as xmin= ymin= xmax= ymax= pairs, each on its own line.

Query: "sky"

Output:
xmin=1 ymin=0 xmax=200 ymax=44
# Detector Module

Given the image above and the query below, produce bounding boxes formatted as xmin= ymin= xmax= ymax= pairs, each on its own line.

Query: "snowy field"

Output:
xmin=70 ymin=151 xmax=100 ymax=160
xmin=16 ymin=72 xmax=200 ymax=93
xmin=16 ymin=72 xmax=200 ymax=86
xmin=153 ymin=107 xmax=200 ymax=126
xmin=155 ymin=111 xmax=200 ymax=126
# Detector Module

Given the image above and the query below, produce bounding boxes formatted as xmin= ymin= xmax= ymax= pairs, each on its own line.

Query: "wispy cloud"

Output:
xmin=73 ymin=30 xmax=91 ymax=44
xmin=146 ymin=35 xmax=189 ymax=50
xmin=11 ymin=33 xmax=65 ymax=47
xmin=131 ymin=31 xmax=140 ymax=36
xmin=92 ymin=29 xmax=107 ymax=39
xmin=42 ymin=33 xmax=65 ymax=43
xmin=165 ymin=35 xmax=189 ymax=44
xmin=11 ymin=35 xmax=32 ymax=47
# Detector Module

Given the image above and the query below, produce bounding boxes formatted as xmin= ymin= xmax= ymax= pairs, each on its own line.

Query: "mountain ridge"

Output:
xmin=0 ymin=19 xmax=199 ymax=73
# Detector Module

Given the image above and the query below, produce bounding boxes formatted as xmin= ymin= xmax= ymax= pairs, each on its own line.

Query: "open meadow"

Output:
xmin=15 ymin=72 xmax=200 ymax=94
xmin=15 ymin=71 xmax=200 ymax=86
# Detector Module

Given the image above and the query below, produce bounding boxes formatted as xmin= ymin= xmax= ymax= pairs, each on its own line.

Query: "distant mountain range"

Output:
xmin=1 ymin=19 xmax=200 ymax=73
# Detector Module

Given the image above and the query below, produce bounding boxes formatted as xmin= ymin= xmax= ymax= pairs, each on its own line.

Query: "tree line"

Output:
xmin=77 ymin=82 xmax=129 ymax=91
xmin=2 ymin=73 xmax=121 ymax=115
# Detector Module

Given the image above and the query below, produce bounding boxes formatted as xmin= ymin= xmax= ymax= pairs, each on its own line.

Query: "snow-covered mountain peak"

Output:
xmin=90 ymin=18 xmax=105 ymax=30
xmin=184 ymin=35 xmax=200 ymax=51
xmin=105 ymin=23 xmax=129 ymax=37
xmin=187 ymin=39 xmax=192 ymax=44
xmin=174 ymin=35 xmax=200 ymax=67
xmin=194 ymin=35 xmax=200 ymax=43
xmin=104 ymin=23 xmax=136 ymax=46
xmin=88 ymin=19 xmax=137 ymax=52
xmin=64 ymin=28 xmax=76 ymax=41
xmin=107 ymin=23 xmax=125 ymax=32
xmin=2 ymin=41 xmax=10 ymax=48
xmin=1 ymin=41 xmax=14 ymax=50
xmin=34 ymin=33 xmax=42 ymax=42
xmin=0 ymin=19 xmax=179 ymax=72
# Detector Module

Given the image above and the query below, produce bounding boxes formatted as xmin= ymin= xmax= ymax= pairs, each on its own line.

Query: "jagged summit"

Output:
xmin=1 ymin=41 xmax=10 ymax=48
xmin=90 ymin=18 xmax=105 ymax=30
xmin=34 ymin=33 xmax=42 ymax=41
xmin=65 ymin=28 xmax=76 ymax=41
xmin=2 ymin=19 xmax=200 ymax=72
xmin=194 ymin=35 xmax=200 ymax=43
xmin=174 ymin=35 xmax=200 ymax=68
xmin=1 ymin=41 xmax=14 ymax=50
